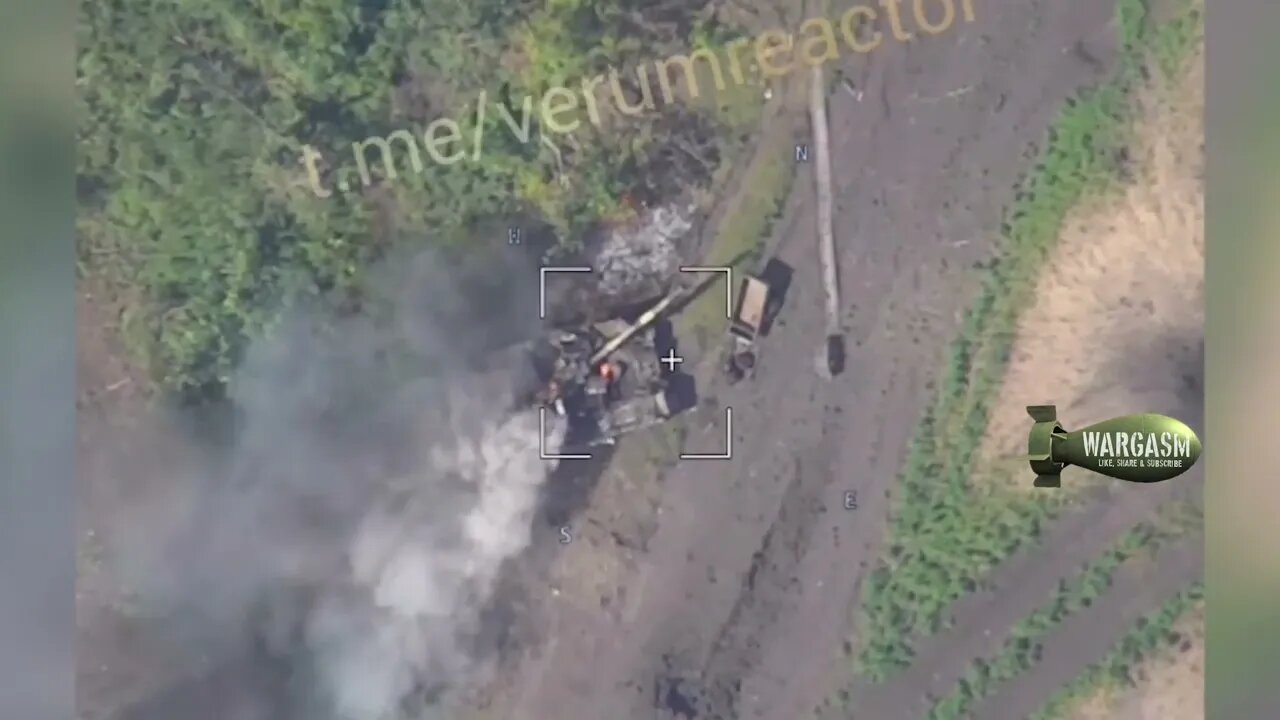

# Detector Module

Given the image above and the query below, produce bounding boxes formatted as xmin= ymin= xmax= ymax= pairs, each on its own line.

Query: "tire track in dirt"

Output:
xmin=697 ymin=412 xmax=843 ymax=719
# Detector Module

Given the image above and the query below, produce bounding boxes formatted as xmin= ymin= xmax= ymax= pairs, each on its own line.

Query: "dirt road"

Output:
xmin=496 ymin=1 xmax=1126 ymax=718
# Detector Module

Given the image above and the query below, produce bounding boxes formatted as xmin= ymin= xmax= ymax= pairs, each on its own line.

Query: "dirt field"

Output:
xmin=981 ymin=42 xmax=1205 ymax=482
xmin=970 ymin=534 xmax=1203 ymax=720
xmin=75 ymin=280 xmax=167 ymax=720
xmin=1067 ymin=603 xmax=1204 ymax=720
xmin=839 ymin=483 xmax=1195 ymax=720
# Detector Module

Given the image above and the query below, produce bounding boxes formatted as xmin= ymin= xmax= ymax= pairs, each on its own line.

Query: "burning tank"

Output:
xmin=489 ymin=202 xmax=704 ymax=453
xmin=510 ymin=282 xmax=697 ymax=453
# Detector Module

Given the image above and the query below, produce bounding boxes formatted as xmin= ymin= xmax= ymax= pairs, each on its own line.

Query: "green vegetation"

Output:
xmin=922 ymin=522 xmax=1197 ymax=719
xmin=77 ymin=0 xmax=757 ymax=400
xmin=1030 ymin=585 xmax=1204 ymax=720
xmin=854 ymin=0 xmax=1204 ymax=683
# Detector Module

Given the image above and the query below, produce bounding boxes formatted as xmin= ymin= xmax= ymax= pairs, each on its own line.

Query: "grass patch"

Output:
xmin=701 ymin=60 xmax=769 ymax=138
xmin=922 ymin=520 xmax=1197 ymax=719
xmin=854 ymin=0 xmax=1203 ymax=683
xmin=679 ymin=122 xmax=800 ymax=355
xmin=1029 ymin=585 xmax=1204 ymax=720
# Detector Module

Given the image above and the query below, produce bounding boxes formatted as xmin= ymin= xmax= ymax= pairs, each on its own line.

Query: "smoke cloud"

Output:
xmin=97 ymin=249 xmax=561 ymax=720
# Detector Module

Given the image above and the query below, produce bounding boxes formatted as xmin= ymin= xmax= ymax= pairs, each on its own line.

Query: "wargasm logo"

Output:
xmin=1024 ymin=405 xmax=1203 ymax=487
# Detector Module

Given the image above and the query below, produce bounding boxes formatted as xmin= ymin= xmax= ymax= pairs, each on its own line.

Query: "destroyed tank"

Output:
xmin=507 ymin=283 xmax=697 ymax=453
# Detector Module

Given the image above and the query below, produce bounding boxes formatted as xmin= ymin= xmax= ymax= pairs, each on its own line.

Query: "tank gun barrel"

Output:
xmin=589 ymin=285 xmax=686 ymax=366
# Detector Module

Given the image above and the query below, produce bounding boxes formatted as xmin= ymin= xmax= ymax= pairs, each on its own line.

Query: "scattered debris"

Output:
xmin=840 ymin=77 xmax=863 ymax=102
xmin=910 ymin=85 xmax=976 ymax=103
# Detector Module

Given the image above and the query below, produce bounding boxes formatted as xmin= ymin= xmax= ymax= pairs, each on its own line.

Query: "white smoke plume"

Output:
xmin=95 ymin=250 xmax=562 ymax=720
xmin=308 ymin=394 xmax=557 ymax=720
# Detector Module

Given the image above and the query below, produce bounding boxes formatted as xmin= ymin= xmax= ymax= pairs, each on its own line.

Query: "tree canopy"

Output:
xmin=78 ymin=0 xmax=746 ymax=399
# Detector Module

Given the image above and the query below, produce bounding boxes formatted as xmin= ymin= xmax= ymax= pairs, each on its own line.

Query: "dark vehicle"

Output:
xmin=724 ymin=274 xmax=767 ymax=382
xmin=723 ymin=259 xmax=790 ymax=383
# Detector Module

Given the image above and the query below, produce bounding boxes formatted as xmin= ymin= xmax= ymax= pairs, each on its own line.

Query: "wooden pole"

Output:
xmin=810 ymin=64 xmax=846 ymax=376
